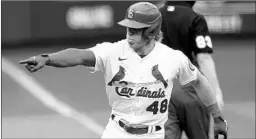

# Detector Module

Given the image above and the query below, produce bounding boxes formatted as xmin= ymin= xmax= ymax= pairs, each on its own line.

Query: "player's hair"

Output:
xmin=144 ymin=29 xmax=163 ymax=42
xmin=155 ymin=30 xmax=163 ymax=42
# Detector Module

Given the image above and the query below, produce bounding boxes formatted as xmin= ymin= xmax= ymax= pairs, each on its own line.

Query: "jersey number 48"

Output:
xmin=146 ymin=99 xmax=168 ymax=114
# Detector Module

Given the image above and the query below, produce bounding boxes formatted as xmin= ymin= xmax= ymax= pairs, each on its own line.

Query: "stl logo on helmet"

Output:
xmin=128 ymin=9 xmax=134 ymax=19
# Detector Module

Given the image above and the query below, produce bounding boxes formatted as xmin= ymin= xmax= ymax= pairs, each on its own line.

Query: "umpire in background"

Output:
xmin=160 ymin=1 xmax=224 ymax=139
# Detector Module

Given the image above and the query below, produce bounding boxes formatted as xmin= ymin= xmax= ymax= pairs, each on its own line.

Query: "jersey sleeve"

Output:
xmin=177 ymin=51 xmax=198 ymax=85
xmin=88 ymin=42 xmax=114 ymax=73
xmin=191 ymin=15 xmax=213 ymax=54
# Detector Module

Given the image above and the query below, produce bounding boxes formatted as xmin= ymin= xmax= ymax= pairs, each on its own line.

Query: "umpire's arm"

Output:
xmin=189 ymin=71 xmax=220 ymax=115
xmin=192 ymin=14 xmax=224 ymax=110
xmin=178 ymin=51 xmax=228 ymax=138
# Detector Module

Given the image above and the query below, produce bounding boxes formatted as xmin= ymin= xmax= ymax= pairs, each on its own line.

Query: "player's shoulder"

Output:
xmin=157 ymin=42 xmax=174 ymax=52
xmin=94 ymin=39 xmax=126 ymax=50
xmin=157 ymin=42 xmax=187 ymax=59
xmin=90 ymin=39 xmax=127 ymax=57
xmin=113 ymin=39 xmax=127 ymax=46
xmin=95 ymin=39 xmax=123 ymax=47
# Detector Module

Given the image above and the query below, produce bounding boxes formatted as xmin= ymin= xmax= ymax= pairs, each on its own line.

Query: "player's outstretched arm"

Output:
xmin=189 ymin=71 xmax=228 ymax=139
xmin=19 ymin=48 xmax=96 ymax=72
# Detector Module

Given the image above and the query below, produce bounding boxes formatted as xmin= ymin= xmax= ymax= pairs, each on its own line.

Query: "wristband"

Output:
xmin=206 ymin=103 xmax=224 ymax=119
xmin=40 ymin=54 xmax=51 ymax=65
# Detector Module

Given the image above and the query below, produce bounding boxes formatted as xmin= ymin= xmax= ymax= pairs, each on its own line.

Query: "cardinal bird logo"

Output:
xmin=108 ymin=66 xmax=126 ymax=86
xmin=152 ymin=64 xmax=168 ymax=88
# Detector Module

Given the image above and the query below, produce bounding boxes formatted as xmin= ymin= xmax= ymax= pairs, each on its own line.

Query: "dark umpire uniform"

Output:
xmin=160 ymin=1 xmax=213 ymax=139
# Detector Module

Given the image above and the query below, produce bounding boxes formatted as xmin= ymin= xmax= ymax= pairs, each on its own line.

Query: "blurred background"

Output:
xmin=1 ymin=1 xmax=255 ymax=138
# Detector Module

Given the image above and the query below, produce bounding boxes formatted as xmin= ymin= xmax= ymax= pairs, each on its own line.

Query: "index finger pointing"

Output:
xmin=19 ymin=58 xmax=33 ymax=64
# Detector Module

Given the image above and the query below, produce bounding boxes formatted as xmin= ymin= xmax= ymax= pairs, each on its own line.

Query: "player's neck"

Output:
xmin=134 ymin=40 xmax=155 ymax=56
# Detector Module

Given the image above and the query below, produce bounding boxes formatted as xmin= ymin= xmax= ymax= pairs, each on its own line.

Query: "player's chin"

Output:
xmin=128 ymin=40 xmax=135 ymax=46
xmin=130 ymin=45 xmax=141 ymax=51
xmin=128 ymin=43 xmax=137 ymax=49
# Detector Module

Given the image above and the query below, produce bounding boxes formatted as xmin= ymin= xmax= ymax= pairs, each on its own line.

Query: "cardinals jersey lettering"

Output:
xmin=89 ymin=39 xmax=198 ymax=126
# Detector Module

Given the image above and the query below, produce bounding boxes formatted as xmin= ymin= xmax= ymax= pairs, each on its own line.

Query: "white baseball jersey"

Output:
xmin=89 ymin=39 xmax=198 ymax=126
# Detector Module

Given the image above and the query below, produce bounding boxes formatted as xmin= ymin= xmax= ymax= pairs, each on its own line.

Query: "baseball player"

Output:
xmin=19 ymin=2 xmax=228 ymax=139
xmin=159 ymin=1 xmax=224 ymax=139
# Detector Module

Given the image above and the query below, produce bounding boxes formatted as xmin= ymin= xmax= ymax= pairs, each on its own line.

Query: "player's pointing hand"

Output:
xmin=19 ymin=54 xmax=50 ymax=73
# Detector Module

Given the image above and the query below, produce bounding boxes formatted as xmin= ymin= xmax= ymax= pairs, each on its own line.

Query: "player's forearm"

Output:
xmin=46 ymin=48 xmax=95 ymax=67
xmin=197 ymin=53 xmax=222 ymax=96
